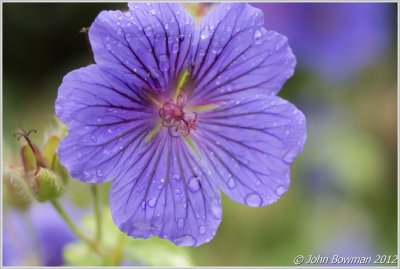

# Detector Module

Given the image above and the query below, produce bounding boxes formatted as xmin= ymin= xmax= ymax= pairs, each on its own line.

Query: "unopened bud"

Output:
xmin=33 ymin=168 xmax=65 ymax=202
xmin=4 ymin=171 xmax=33 ymax=210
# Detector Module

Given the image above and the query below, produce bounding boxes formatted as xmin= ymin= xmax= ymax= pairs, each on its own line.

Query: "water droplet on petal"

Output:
xmin=187 ymin=176 xmax=200 ymax=192
xmin=96 ymin=169 xmax=103 ymax=177
xmin=227 ymin=178 xmax=236 ymax=189
xmin=210 ymin=199 xmax=222 ymax=219
xmin=174 ymin=188 xmax=182 ymax=194
xmin=160 ymin=178 xmax=165 ymax=183
xmin=158 ymin=54 xmax=169 ymax=71
xmin=141 ymin=201 xmax=146 ymax=209
xmin=254 ymin=29 xmax=262 ymax=45
xmin=147 ymin=197 xmax=157 ymax=207
xmin=149 ymin=9 xmax=156 ymax=15
xmin=177 ymin=218 xmax=185 ymax=228
xmin=276 ymin=185 xmax=286 ymax=195
xmin=172 ymin=43 xmax=179 ymax=53
xmin=144 ymin=26 xmax=153 ymax=37
xmin=174 ymin=235 xmax=196 ymax=246
xmin=124 ymin=11 xmax=131 ymax=17
xmin=172 ymin=174 xmax=180 ymax=181
xmin=199 ymin=225 xmax=206 ymax=234
xmin=283 ymin=147 xmax=298 ymax=163
xmin=200 ymin=29 xmax=210 ymax=40
xmin=245 ymin=193 xmax=263 ymax=207
xmin=199 ymin=48 xmax=206 ymax=56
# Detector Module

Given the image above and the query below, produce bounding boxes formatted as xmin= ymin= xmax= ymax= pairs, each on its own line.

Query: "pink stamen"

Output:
xmin=159 ymin=95 xmax=197 ymax=137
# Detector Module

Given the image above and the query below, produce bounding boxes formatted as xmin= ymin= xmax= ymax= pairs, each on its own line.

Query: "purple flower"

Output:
xmin=55 ymin=3 xmax=306 ymax=246
xmin=252 ymin=3 xmax=393 ymax=80
xmin=3 ymin=203 xmax=78 ymax=266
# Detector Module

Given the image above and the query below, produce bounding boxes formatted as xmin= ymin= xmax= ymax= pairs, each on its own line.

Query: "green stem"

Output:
xmin=50 ymin=199 xmax=102 ymax=256
xmin=91 ymin=185 xmax=102 ymax=242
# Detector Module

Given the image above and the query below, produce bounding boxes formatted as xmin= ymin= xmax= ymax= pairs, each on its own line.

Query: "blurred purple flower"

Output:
xmin=252 ymin=3 xmax=393 ymax=80
xmin=3 ymin=203 xmax=78 ymax=266
xmin=55 ymin=3 xmax=306 ymax=246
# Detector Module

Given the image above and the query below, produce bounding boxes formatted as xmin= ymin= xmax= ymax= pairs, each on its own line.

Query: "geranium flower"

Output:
xmin=56 ymin=3 xmax=306 ymax=246
xmin=252 ymin=3 xmax=392 ymax=80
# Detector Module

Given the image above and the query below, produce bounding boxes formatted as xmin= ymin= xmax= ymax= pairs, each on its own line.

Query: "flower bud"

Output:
xmin=3 ymin=171 xmax=33 ymax=210
xmin=33 ymin=168 xmax=65 ymax=202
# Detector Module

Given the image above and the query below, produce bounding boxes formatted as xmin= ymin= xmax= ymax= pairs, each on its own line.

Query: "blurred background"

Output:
xmin=2 ymin=2 xmax=398 ymax=266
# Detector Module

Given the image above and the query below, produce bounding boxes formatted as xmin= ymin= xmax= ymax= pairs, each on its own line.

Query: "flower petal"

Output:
xmin=109 ymin=129 xmax=222 ymax=246
xmin=55 ymin=65 xmax=154 ymax=183
xmin=193 ymin=94 xmax=306 ymax=206
xmin=189 ymin=3 xmax=295 ymax=103
xmin=89 ymin=3 xmax=195 ymax=94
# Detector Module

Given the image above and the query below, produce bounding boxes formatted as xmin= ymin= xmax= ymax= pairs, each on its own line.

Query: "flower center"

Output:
xmin=159 ymin=94 xmax=197 ymax=137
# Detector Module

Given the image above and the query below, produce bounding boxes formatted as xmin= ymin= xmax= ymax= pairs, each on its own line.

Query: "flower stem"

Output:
xmin=50 ymin=199 xmax=102 ymax=256
xmin=91 ymin=185 xmax=102 ymax=243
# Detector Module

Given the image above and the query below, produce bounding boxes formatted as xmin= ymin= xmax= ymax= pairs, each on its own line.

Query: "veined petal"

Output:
xmin=110 ymin=128 xmax=221 ymax=246
xmin=55 ymin=65 xmax=154 ymax=183
xmin=192 ymin=94 xmax=306 ymax=206
xmin=189 ymin=3 xmax=295 ymax=103
xmin=89 ymin=3 xmax=195 ymax=94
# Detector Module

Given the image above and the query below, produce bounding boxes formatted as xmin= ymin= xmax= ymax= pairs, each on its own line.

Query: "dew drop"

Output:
xmin=210 ymin=199 xmax=222 ymax=219
xmin=172 ymin=173 xmax=180 ymax=181
xmin=147 ymin=197 xmax=157 ymax=208
xmin=174 ymin=188 xmax=182 ymax=194
xmin=276 ymin=185 xmax=286 ymax=195
xmin=199 ymin=225 xmax=206 ymax=235
xmin=245 ymin=193 xmax=263 ymax=207
xmin=177 ymin=218 xmax=185 ymax=228
xmin=227 ymin=178 xmax=236 ymax=189
xmin=124 ymin=11 xmax=131 ymax=17
xmin=172 ymin=43 xmax=179 ymax=53
xmin=149 ymin=9 xmax=156 ymax=15
xmin=211 ymin=42 xmax=222 ymax=54
xmin=160 ymin=178 xmax=165 ymax=183
xmin=144 ymin=26 xmax=153 ymax=37
xmin=158 ymin=54 xmax=169 ymax=71
xmin=174 ymin=235 xmax=196 ymax=246
xmin=254 ymin=30 xmax=262 ymax=45
xmin=187 ymin=176 xmax=200 ymax=192
xmin=96 ymin=169 xmax=103 ymax=177
xmin=199 ymin=48 xmax=206 ymax=56
xmin=283 ymin=147 xmax=298 ymax=163
xmin=200 ymin=29 xmax=210 ymax=40
xmin=141 ymin=201 xmax=146 ymax=209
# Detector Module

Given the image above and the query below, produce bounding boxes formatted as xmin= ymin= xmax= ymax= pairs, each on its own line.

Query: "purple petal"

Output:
xmin=189 ymin=3 xmax=295 ymax=103
xmin=89 ymin=3 xmax=195 ymax=94
xmin=193 ymin=94 xmax=306 ymax=206
xmin=109 ymin=128 xmax=222 ymax=246
xmin=55 ymin=65 xmax=154 ymax=183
